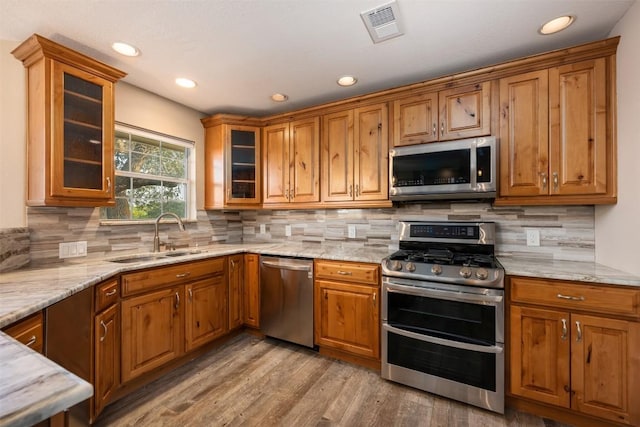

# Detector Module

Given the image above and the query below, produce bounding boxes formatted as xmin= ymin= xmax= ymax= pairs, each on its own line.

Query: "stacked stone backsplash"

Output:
xmin=27 ymin=207 xmax=242 ymax=267
xmin=0 ymin=228 xmax=30 ymax=272
xmin=241 ymin=202 xmax=595 ymax=262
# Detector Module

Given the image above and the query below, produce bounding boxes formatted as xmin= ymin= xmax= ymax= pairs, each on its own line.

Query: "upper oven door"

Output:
xmin=389 ymin=136 xmax=496 ymax=200
xmin=382 ymin=278 xmax=504 ymax=345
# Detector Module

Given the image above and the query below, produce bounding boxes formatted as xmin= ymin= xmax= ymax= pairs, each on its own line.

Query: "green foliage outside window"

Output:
xmin=101 ymin=126 xmax=192 ymax=221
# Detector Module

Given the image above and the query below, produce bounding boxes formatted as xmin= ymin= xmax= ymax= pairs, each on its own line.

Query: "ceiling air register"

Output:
xmin=360 ymin=1 xmax=404 ymax=43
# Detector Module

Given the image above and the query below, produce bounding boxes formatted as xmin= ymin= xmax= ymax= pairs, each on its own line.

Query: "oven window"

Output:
xmin=476 ymin=146 xmax=491 ymax=183
xmin=387 ymin=292 xmax=495 ymax=345
xmin=392 ymin=149 xmax=471 ymax=187
xmin=388 ymin=332 xmax=496 ymax=391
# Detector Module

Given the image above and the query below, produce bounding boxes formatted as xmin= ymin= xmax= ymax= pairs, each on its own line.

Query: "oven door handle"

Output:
xmin=383 ymin=323 xmax=503 ymax=354
xmin=385 ymin=282 xmax=503 ymax=305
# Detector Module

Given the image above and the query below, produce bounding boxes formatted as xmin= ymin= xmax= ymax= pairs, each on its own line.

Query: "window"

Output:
xmin=101 ymin=124 xmax=194 ymax=221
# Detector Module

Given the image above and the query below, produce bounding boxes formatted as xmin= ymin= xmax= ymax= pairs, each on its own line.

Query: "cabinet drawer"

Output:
xmin=95 ymin=279 xmax=119 ymax=312
xmin=315 ymin=260 xmax=379 ymax=286
xmin=122 ymin=257 xmax=226 ymax=296
xmin=4 ymin=312 xmax=44 ymax=353
xmin=510 ymin=276 xmax=640 ymax=318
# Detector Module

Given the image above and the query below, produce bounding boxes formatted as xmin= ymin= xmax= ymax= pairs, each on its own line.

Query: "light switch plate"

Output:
xmin=59 ymin=241 xmax=88 ymax=259
xmin=285 ymin=225 xmax=292 ymax=237
xmin=348 ymin=224 xmax=356 ymax=239
xmin=526 ymin=229 xmax=540 ymax=247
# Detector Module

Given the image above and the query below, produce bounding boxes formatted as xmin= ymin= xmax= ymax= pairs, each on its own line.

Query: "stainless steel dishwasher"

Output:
xmin=260 ymin=256 xmax=314 ymax=348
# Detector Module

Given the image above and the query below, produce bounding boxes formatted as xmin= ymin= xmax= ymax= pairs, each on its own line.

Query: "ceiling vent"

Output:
xmin=360 ymin=1 xmax=404 ymax=44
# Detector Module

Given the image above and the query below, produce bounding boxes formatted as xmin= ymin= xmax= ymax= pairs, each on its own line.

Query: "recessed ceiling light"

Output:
xmin=539 ymin=15 xmax=575 ymax=35
xmin=337 ymin=76 xmax=358 ymax=87
xmin=271 ymin=93 xmax=289 ymax=102
xmin=111 ymin=42 xmax=140 ymax=57
xmin=175 ymin=77 xmax=197 ymax=88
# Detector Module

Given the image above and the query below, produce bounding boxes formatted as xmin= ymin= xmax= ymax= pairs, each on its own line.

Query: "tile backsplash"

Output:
xmin=0 ymin=228 xmax=30 ymax=272
xmin=16 ymin=202 xmax=595 ymax=268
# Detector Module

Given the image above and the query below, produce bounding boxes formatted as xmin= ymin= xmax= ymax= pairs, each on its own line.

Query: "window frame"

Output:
xmin=100 ymin=122 xmax=196 ymax=224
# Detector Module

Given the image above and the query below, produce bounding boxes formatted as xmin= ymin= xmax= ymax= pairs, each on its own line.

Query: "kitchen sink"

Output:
xmin=108 ymin=249 xmax=203 ymax=263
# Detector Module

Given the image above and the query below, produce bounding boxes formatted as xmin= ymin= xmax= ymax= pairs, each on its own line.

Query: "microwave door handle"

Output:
xmin=383 ymin=323 xmax=503 ymax=354
xmin=470 ymin=142 xmax=478 ymax=188
xmin=385 ymin=283 xmax=503 ymax=305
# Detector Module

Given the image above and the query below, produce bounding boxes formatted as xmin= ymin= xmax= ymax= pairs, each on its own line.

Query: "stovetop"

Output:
xmin=388 ymin=248 xmax=499 ymax=269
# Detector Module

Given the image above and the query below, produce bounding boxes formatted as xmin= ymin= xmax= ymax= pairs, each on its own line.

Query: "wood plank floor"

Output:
xmin=95 ymin=334 xmax=571 ymax=427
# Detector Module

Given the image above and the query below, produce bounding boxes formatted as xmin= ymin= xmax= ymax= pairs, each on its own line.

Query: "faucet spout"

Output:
xmin=153 ymin=212 xmax=186 ymax=252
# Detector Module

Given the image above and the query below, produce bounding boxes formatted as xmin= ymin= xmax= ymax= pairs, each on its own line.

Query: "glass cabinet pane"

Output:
xmin=230 ymin=129 xmax=257 ymax=199
xmin=62 ymin=72 xmax=104 ymax=190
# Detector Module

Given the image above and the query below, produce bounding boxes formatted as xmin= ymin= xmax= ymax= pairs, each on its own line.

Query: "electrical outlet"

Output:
xmin=526 ymin=229 xmax=540 ymax=247
xmin=285 ymin=225 xmax=292 ymax=237
xmin=260 ymin=224 xmax=266 ymax=234
xmin=348 ymin=224 xmax=356 ymax=239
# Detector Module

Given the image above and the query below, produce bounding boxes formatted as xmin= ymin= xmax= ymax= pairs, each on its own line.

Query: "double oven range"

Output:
xmin=381 ymin=221 xmax=505 ymax=413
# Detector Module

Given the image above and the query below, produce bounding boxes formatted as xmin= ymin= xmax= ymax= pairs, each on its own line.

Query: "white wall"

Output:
xmin=0 ymin=40 xmax=27 ymax=228
xmin=0 ymin=40 xmax=206 ymax=230
xmin=596 ymin=2 xmax=640 ymax=276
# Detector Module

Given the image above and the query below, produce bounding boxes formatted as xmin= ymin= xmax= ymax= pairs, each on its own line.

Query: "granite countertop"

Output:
xmin=1 ymin=242 xmax=639 ymax=426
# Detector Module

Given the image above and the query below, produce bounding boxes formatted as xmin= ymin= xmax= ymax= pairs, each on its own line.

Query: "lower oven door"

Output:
xmin=381 ymin=279 xmax=504 ymax=413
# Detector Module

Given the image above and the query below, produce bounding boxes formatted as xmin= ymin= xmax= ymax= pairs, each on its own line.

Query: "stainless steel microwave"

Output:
xmin=389 ymin=136 xmax=497 ymax=201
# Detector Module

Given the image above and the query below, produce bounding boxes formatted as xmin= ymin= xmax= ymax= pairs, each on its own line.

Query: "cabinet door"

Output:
xmin=322 ymin=110 xmax=354 ymax=201
xmin=393 ymin=92 xmax=439 ymax=146
xmin=228 ymin=254 xmax=244 ymax=330
xmin=290 ymin=117 xmax=320 ymax=203
xmin=439 ymin=82 xmax=491 ymax=141
xmin=509 ymin=305 xmax=570 ymax=407
xmin=262 ymin=123 xmax=291 ymax=203
xmin=354 ymin=103 xmax=388 ymax=201
xmin=314 ymin=280 xmax=379 ymax=359
xmin=243 ymin=253 xmax=260 ymax=328
xmin=94 ymin=304 xmax=119 ymax=418
xmin=185 ymin=276 xmax=228 ymax=352
xmin=121 ymin=287 xmax=182 ymax=382
xmin=227 ymin=125 xmax=261 ymax=205
xmin=51 ymin=61 xmax=114 ymax=201
xmin=571 ymin=314 xmax=640 ymax=425
xmin=549 ymin=58 xmax=608 ymax=196
xmin=499 ymin=70 xmax=549 ymax=197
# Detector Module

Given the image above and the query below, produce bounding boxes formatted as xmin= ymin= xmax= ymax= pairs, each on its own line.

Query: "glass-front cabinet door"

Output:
xmin=51 ymin=62 xmax=114 ymax=201
xmin=226 ymin=125 xmax=260 ymax=205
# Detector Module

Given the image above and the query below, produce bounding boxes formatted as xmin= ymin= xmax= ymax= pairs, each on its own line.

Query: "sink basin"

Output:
xmin=108 ymin=250 xmax=203 ymax=263
xmin=164 ymin=250 xmax=202 ymax=257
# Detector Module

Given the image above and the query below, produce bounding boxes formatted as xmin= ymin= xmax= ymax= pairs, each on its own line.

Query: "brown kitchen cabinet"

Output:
xmin=94 ymin=303 xmax=119 ymax=417
xmin=227 ymin=254 xmax=244 ymax=331
xmin=392 ymin=82 xmax=491 ymax=147
xmin=120 ymin=257 xmax=228 ymax=382
xmin=262 ymin=117 xmax=320 ymax=205
xmin=202 ymin=115 xmax=262 ymax=208
xmin=508 ymin=276 xmax=640 ymax=426
xmin=498 ymin=57 xmax=616 ymax=205
xmin=314 ymin=260 xmax=380 ymax=366
xmin=321 ymin=103 xmax=389 ymax=204
xmin=3 ymin=311 xmax=44 ymax=354
xmin=11 ymin=34 xmax=125 ymax=207
xmin=243 ymin=253 xmax=260 ymax=328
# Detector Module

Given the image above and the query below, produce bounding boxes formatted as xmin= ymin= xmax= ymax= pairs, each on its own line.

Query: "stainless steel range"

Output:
xmin=381 ymin=221 xmax=505 ymax=413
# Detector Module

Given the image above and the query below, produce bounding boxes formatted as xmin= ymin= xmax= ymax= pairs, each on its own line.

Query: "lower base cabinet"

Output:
xmin=313 ymin=259 xmax=380 ymax=364
xmin=94 ymin=303 xmax=119 ymax=416
xmin=185 ymin=276 xmax=228 ymax=351
xmin=509 ymin=276 xmax=640 ymax=426
xmin=242 ymin=253 xmax=260 ymax=328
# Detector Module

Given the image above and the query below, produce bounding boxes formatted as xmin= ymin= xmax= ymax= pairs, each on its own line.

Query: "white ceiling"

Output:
xmin=1 ymin=0 xmax=635 ymax=116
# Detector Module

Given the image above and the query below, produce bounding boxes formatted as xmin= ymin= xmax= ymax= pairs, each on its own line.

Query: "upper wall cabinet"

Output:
xmin=497 ymin=57 xmax=616 ymax=205
xmin=322 ymin=103 xmax=389 ymax=204
xmin=262 ymin=117 xmax=320 ymax=205
xmin=202 ymin=115 xmax=262 ymax=209
xmin=392 ymin=82 xmax=491 ymax=147
xmin=12 ymin=34 xmax=126 ymax=207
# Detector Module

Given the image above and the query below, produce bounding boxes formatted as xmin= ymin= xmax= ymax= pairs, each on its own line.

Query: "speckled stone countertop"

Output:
xmin=2 ymin=242 xmax=639 ymax=426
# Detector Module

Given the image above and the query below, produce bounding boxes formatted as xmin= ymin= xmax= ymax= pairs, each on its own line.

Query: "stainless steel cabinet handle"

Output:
xmin=541 ymin=172 xmax=548 ymax=191
xmin=105 ymin=288 xmax=117 ymax=297
xmin=291 ymin=188 xmax=295 ymax=199
xmin=227 ymin=188 xmax=232 ymax=199
xmin=432 ymin=123 xmax=436 ymax=137
xmin=355 ymin=185 xmax=360 ymax=197
xmin=106 ymin=176 xmax=111 ymax=192
xmin=285 ymin=188 xmax=290 ymax=200
xmin=175 ymin=292 xmax=180 ymax=310
xmin=261 ymin=260 xmax=311 ymax=272
xmin=230 ymin=259 xmax=236 ymax=269
xmin=25 ymin=335 xmax=37 ymax=347
xmin=188 ymin=288 xmax=193 ymax=301
xmin=552 ymin=172 xmax=559 ymax=191
xmin=440 ymin=122 xmax=444 ymax=137
xmin=373 ymin=292 xmax=377 ymax=305
xmin=557 ymin=293 xmax=585 ymax=302
xmin=561 ymin=318 xmax=568 ymax=340
xmin=337 ymin=270 xmax=353 ymax=276
xmin=176 ymin=272 xmax=191 ymax=278
xmin=100 ymin=321 xmax=107 ymax=342
xmin=349 ymin=185 xmax=353 ymax=197
xmin=576 ymin=321 xmax=582 ymax=342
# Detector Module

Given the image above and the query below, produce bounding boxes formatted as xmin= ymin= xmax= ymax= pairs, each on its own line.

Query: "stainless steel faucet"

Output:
xmin=153 ymin=212 xmax=186 ymax=252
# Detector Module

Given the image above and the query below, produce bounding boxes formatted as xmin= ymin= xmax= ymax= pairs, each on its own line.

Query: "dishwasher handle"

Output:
xmin=261 ymin=260 xmax=312 ymax=272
